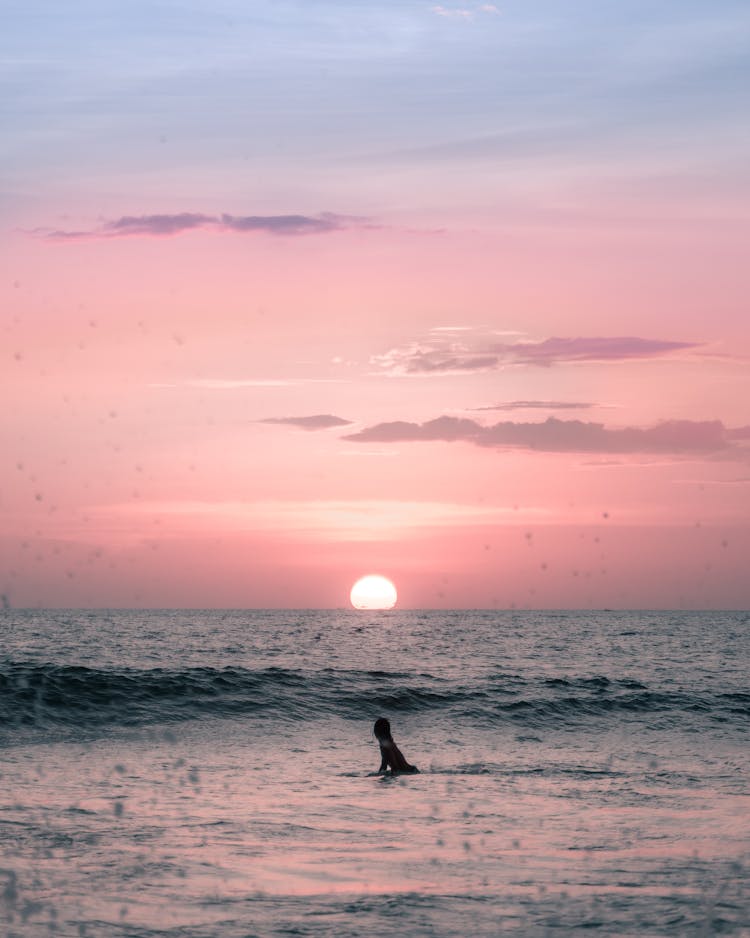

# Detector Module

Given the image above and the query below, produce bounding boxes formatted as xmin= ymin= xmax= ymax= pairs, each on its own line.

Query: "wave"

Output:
xmin=0 ymin=661 xmax=746 ymax=742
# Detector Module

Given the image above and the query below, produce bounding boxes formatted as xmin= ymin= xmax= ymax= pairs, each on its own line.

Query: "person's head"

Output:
xmin=373 ymin=717 xmax=392 ymax=741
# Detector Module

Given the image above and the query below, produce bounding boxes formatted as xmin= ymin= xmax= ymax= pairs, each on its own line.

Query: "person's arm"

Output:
xmin=378 ymin=743 xmax=389 ymax=773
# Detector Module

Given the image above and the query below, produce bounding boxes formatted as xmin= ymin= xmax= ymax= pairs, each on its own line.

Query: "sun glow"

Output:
xmin=350 ymin=575 xmax=398 ymax=610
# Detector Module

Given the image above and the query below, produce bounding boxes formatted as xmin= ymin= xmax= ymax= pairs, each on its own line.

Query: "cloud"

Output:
xmin=431 ymin=3 xmax=499 ymax=18
xmin=373 ymin=333 xmax=702 ymax=374
xmin=474 ymin=400 xmax=596 ymax=412
xmin=345 ymin=416 xmax=747 ymax=455
xmin=401 ymin=351 xmax=499 ymax=373
xmin=105 ymin=213 xmax=213 ymax=236
xmin=36 ymin=212 xmax=372 ymax=241
xmin=221 ymin=212 xmax=361 ymax=236
xmin=260 ymin=414 xmax=353 ymax=430
xmin=94 ymin=498 xmax=541 ymax=540
xmin=432 ymin=6 xmax=473 ymax=18
xmin=508 ymin=336 xmax=699 ymax=366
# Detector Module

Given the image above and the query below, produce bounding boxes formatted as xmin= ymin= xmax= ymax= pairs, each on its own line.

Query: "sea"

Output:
xmin=1 ymin=609 xmax=748 ymax=937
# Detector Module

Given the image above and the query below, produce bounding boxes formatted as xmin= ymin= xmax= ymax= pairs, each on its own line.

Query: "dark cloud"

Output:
xmin=221 ymin=212 xmax=356 ymax=235
xmin=409 ymin=354 xmax=499 ymax=373
xmin=345 ymin=416 xmax=743 ymax=454
xmin=260 ymin=415 xmax=353 ymax=430
xmin=104 ymin=213 xmax=213 ymax=236
xmin=474 ymin=400 xmax=596 ymax=411
xmin=374 ymin=334 xmax=701 ymax=374
xmin=38 ymin=228 xmax=95 ymax=242
xmin=36 ymin=212 xmax=370 ymax=241
xmin=505 ymin=336 xmax=698 ymax=366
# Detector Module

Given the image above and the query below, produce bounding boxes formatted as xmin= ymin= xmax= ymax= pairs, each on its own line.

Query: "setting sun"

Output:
xmin=350 ymin=575 xmax=398 ymax=610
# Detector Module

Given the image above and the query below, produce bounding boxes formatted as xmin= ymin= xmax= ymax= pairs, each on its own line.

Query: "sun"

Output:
xmin=350 ymin=574 xmax=398 ymax=610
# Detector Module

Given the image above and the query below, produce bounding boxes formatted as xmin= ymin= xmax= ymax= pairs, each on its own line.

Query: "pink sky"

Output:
xmin=2 ymin=2 xmax=749 ymax=608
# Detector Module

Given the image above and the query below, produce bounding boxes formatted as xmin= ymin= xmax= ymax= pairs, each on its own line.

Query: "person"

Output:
xmin=373 ymin=717 xmax=419 ymax=774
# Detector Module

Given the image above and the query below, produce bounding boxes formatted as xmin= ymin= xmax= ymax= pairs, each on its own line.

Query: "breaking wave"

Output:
xmin=1 ymin=661 xmax=747 ymax=744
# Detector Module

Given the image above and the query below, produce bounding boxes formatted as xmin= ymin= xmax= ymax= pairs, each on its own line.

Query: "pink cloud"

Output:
xmin=373 ymin=334 xmax=702 ymax=374
xmin=345 ymin=416 xmax=749 ymax=455
xmin=474 ymin=400 xmax=596 ymax=412
xmin=221 ymin=212 xmax=362 ymax=235
xmin=260 ymin=414 xmax=353 ymax=430
xmin=35 ymin=212 xmax=372 ymax=241
xmin=104 ymin=213 xmax=213 ymax=236
xmin=508 ymin=336 xmax=698 ymax=365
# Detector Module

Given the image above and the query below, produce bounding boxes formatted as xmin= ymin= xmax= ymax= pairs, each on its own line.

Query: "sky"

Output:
xmin=2 ymin=0 xmax=750 ymax=609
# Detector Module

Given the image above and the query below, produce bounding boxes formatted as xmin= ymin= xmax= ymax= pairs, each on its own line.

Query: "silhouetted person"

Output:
xmin=373 ymin=717 xmax=419 ymax=774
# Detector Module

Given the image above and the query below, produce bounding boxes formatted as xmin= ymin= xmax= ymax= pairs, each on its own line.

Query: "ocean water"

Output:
xmin=1 ymin=609 xmax=748 ymax=937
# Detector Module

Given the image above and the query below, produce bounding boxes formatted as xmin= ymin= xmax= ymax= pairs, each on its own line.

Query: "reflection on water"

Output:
xmin=0 ymin=609 xmax=748 ymax=935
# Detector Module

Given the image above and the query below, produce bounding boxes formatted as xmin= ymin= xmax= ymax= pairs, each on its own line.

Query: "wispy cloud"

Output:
xmin=94 ymin=498 xmax=541 ymax=540
xmin=345 ymin=416 xmax=750 ymax=456
xmin=508 ymin=336 xmax=699 ymax=366
xmin=432 ymin=6 xmax=474 ymax=19
xmin=220 ymin=213 xmax=360 ymax=236
xmin=103 ymin=213 xmax=212 ymax=237
xmin=474 ymin=400 xmax=597 ymax=412
xmin=431 ymin=3 xmax=500 ymax=19
xmin=35 ymin=212 xmax=374 ymax=241
xmin=259 ymin=414 xmax=353 ymax=430
xmin=373 ymin=332 xmax=702 ymax=374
